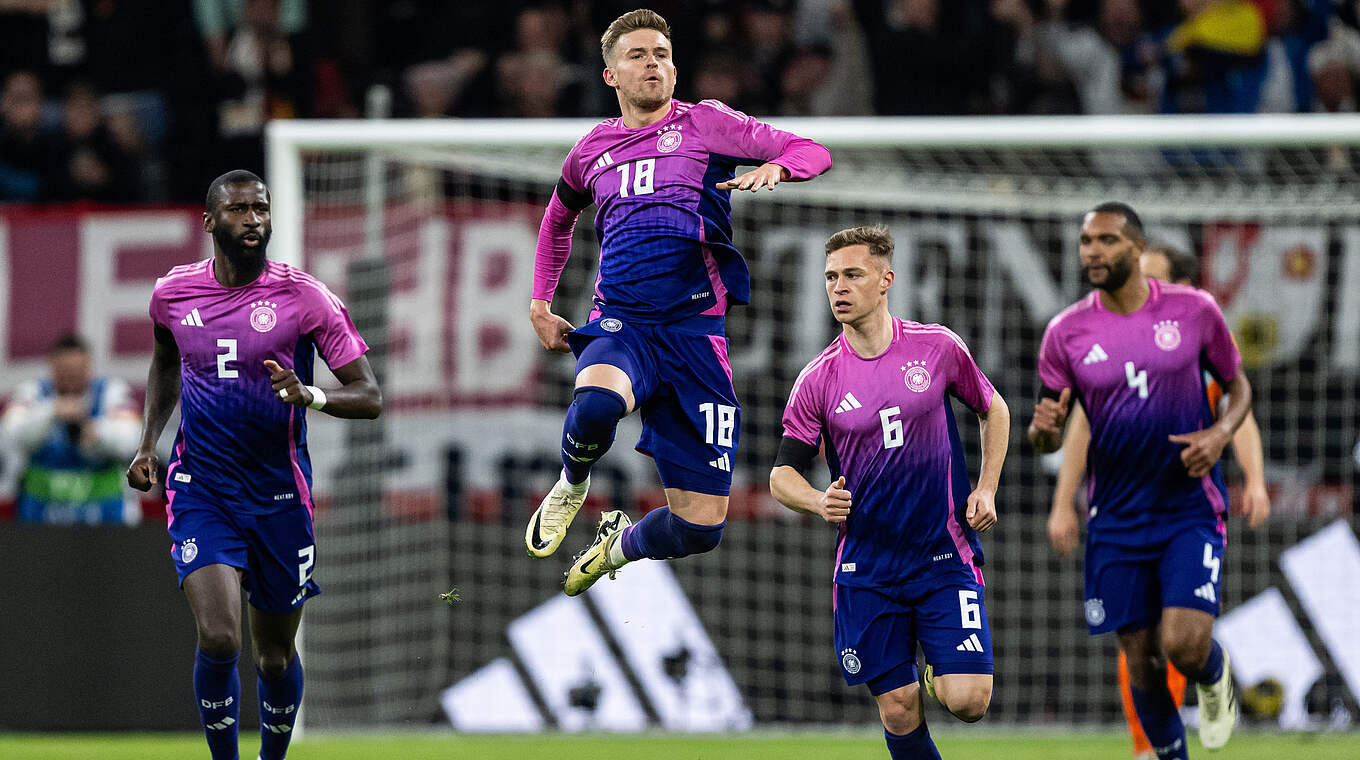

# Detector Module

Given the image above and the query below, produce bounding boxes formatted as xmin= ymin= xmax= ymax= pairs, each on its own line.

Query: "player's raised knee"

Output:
xmin=874 ymin=688 xmax=922 ymax=735
xmin=939 ymin=677 xmax=992 ymax=723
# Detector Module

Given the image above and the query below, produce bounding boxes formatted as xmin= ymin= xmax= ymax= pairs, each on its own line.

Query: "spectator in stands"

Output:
xmin=212 ymin=0 xmax=314 ymax=172
xmin=195 ymin=0 xmax=309 ymax=73
xmin=51 ymin=81 xmax=141 ymax=202
xmin=1155 ymin=0 xmax=1270 ymax=113
xmin=2 ymin=334 xmax=141 ymax=525
xmin=495 ymin=5 xmax=585 ymax=118
xmin=0 ymin=70 xmax=65 ymax=201
xmin=854 ymin=0 xmax=990 ymax=114
xmin=1308 ymin=11 xmax=1360 ymax=111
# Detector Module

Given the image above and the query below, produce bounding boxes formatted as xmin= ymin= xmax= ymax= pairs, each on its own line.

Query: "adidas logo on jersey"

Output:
xmin=834 ymin=392 xmax=863 ymax=414
xmin=594 ymin=152 xmax=616 ymax=170
xmin=1194 ymin=582 xmax=1217 ymax=603
xmin=708 ymin=453 xmax=731 ymax=472
xmin=1083 ymin=343 xmax=1108 ymax=365
xmin=956 ymin=633 xmax=984 ymax=652
xmin=180 ymin=308 xmax=204 ymax=327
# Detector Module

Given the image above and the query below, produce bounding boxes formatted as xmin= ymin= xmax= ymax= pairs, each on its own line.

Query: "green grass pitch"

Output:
xmin=2 ymin=730 xmax=1355 ymax=759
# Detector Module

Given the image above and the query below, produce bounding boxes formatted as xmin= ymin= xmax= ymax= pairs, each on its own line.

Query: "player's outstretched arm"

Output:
xmin=1027 ymin=387 xmax=1070 ymax=454
xmin=127 ymin=324 xmax=181 ymax=492
xmin=1049 ymin=402 xmax=1088 ymax=556
xmin=770 ymin=466 xmax=851 ymax=525
xmin=264 ymin=356 xmax=381 ymax=419
xmin=716 ymin=163 xmax=789 ymax=193
xmin=1230 ymin=411 xmax=1270 ymax=528
xmin=966 ymin=393 xmax=1009 ymax=532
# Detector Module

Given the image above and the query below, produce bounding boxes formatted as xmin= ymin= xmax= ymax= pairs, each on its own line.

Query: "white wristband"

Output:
xmin=306 ymin=386 xmax=327 ymax=411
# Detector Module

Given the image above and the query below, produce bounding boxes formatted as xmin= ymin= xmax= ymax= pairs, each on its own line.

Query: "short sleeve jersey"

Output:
xmin=150 ymin=259 xmax=368 ymax=513
xmin=1037 ymin=280 xmax=1241 ymax=542
xmin=561 ymin=99 xmax=821 ymax=323
xmin=782 ymin=319 xmax=996 ymax=592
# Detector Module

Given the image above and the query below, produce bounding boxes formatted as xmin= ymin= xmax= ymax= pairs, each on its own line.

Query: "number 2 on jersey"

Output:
xmin=217 ymin=338 xmax=238 ymax=379
xmin=617 ymin=158 xmax=655 ymax=198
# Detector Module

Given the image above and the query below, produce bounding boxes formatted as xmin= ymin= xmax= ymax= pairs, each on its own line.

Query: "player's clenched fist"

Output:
xmin=818 ymin=475 xmax=852 ymax=524
xmin=127 ymin=450 xmax=159 ymax=491
xmin=529 ymin=298 xmax=574 ymax=353
xmin=264 ymin=359 xmax=315 ymax=407
xmin=1028 ymin=387 xmax=1071 ymax=453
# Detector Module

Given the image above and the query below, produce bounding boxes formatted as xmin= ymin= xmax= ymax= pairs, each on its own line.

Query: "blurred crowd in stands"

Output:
xmin=2 ymin=0 xmax=1360 ymax=204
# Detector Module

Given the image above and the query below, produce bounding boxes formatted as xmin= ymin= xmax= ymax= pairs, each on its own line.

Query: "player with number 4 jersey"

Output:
xmin=772 ymin=226 xmax=1010 ymax=760
xmin=526 ymin=9 xmax=831 ymax=597
xmin=1030 ymin=203 xmax=1250 ymax=758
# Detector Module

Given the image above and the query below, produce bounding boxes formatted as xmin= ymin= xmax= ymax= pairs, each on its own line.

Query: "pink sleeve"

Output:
xmin=694 ymin=100 xmax=832 ymax=179
xmin=944 ymin=331 xmax=995 ymax=413
xmin=532 ymin=192 xmax=581 ymax=302
xmin=301 ymin=282 xmax=369 ymax=370
xmin=1198 ymin=294 xmax=1241 ymax=383
xmin=1036 ymin=319 xmax=1074 ymax=394
xmin=781 ymin=365 xmax=825 ymax=446
xmin=148 ymin=280 xmax=170 ymax=328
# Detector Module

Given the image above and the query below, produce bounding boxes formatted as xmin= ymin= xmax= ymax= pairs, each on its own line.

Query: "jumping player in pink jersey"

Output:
xmin=524 ymin=9 xmax=832 ymax=596
xmin=127 ymin=170 xmax=381 ymax=760
xmin=771 ymin=226 xmax=1010 ymax=759
xmin=1029 ymin=202 xmax=1250 ymax=758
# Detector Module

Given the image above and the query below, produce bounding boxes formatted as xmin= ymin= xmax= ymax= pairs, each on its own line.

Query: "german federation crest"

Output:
xmin=1153 ymin=320 xmax=1181 ymax=351
xmin=1084 ymin=598 xmax=1106 ymax=626
xmin=840 ymin=648 xmax=861 ymax=674
xmin=903 ymin=360 xmax=932 ymax=393
xmin=600 ymin=317 xmax=623 ymax=333
xmin=656 ymin=128 xmax=683 ymax=153
xmin=180 ymin=538 xmax=198 ymax=563
xmin=250 ymin=300 xmax=279 ymax=333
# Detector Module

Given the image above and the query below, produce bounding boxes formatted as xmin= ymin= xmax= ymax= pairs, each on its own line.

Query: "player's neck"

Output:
xmin=1098 ymin=274 xmax=1151 ymax=315
xmin=842 ymin=308 xmax=894 ymax=358
xmin=212 ymin=252 xmax=267 ymax=288
xmin=618 ymin=97 xmax=672 ymax=129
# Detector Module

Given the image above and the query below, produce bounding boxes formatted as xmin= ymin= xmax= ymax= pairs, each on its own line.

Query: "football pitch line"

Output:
xmin=1 ymin=729 xmax=1354 ymax=759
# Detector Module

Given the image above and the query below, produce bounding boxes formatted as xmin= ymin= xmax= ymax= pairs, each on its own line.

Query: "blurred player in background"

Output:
xmin=771 ymin=226 xmax=1009 ymax=759
xmin=1030 ymin=203 xmax=1248 ymax=758
xmin=526 ymin=8 xmax=832 ymax=595
xmin=127 ymin=170 xmax=381 ymax=760
xmin=2 ymin=334 xmax=141 ymax=525
xmin=1048 ymin=242 xmax=1270 ymax=760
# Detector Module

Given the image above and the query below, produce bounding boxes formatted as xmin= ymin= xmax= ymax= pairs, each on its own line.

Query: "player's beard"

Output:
xmin=1086 ymin=252 xmax=1135 ymax=292
xmin=214 ymin=225 xmax=270 ymax=265
xmin=623 ymin=79 xmax=672 ymax=113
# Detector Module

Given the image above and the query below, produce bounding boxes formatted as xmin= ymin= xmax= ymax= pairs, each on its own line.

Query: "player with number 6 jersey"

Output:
xmin=527 ymin=9 xmax=831 ymax=597
xmin=772 ymin=226 xmax=1010 ymax=760
xmin=1029 ymin=202 xmax=1250 ymax=758
xmin=127 ymin=170 xmax=381 ymax=760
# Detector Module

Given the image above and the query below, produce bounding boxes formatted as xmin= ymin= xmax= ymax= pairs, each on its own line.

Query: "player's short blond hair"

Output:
xmin=826 ymin=225 xmax=894 ymax=266
xmin=600 ymin=9 xmax=672 ymax=64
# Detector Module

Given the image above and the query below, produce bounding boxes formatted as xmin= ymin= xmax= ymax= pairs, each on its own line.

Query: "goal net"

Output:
xmin=268 ymin=115 xmax=1360 ymax=732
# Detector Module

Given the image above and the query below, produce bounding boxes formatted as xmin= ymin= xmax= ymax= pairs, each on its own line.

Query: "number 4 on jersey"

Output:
xmin=1125 ymin=360 xmax=1148 ymax=399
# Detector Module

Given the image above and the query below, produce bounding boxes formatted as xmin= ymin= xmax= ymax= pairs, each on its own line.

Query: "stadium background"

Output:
xmin=2 ymin=0 xmax=1359 ymax=755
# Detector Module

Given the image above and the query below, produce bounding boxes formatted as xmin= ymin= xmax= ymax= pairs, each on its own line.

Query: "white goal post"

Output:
xmin=266 ymin=114 xmax=1360 ymax=732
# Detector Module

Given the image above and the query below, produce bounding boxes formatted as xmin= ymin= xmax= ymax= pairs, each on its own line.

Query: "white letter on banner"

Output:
xmin=79 ymin=213 xmax=205 ymax=381
xmin=454 ymin=219 xmax=536 ymax=395
xmin=1333 ymin=226 xmax=1360 ymax=372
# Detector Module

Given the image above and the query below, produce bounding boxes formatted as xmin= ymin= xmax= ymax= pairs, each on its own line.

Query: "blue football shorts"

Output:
xmin=568 ymin=314 xmax=739 ymax=496
xmin=833 ymin=578 xmax=994 ymax=695
xmin=166 ymin=489 xmax=321 ymax=615
xmin=1083 ymin=521 xmax=1226 ymax=635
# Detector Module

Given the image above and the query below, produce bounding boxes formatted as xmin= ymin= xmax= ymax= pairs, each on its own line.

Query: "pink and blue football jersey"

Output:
xmin=545 ymin=99 xmax=831 ymax=323
xmin=1037 ymin=279 xmax=1242 ymax=543
xmin=782 ymin=319 xmax=996 ymax=593
xmin=150 ymin=259 xmax=368 ymax=514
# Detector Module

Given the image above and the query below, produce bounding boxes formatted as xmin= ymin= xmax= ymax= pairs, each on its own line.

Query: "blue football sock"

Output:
xmin=883 ymin=724 xmax=941 ymax=759
xmin=620 ymin=507 xmax=724 ymax=561
xmin=258 ymin=656 xmax=303 ymax=760
xmin=1130 ymin=683 xmax=1189 ymax=760
xmin=1188 ymin=639 xmax=1225 ymax=685
xmin=560 ymin=387 xmax=627 ymax=484
xmin=194 ymin=647 xmax=242 ymax=760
